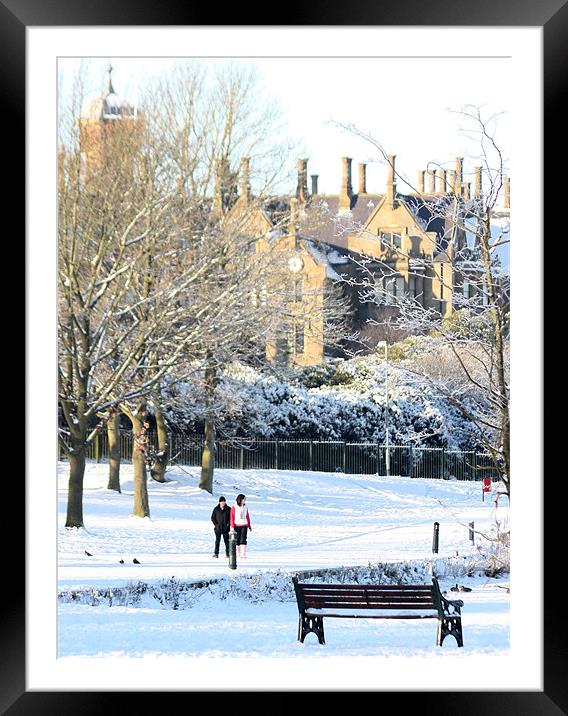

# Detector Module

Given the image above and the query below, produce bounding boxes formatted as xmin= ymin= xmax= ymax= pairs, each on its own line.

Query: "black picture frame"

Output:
xmin=12 ymin=0 xmax=558 ymax=710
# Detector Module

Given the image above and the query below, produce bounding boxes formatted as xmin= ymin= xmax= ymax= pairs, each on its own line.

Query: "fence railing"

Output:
xmin=59 ymin=430 xmax=500 ymax=481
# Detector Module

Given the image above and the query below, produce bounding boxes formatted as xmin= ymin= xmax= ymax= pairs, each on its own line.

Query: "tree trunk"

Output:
xmin=199 ymin=363 xmax=216 ymax=494
xmin=199 ymin=415 xmax=215 ymax=494
xmin=107 ymin=408 xmax=121 ymax=492
xmin=150 ymin=402 xmax=169 ymax=483
xmin=65 ymin=433 xmax=86 ymax=528
xmin=480 ymin=208 xmax=510 ymax=497
xmin=131 ymin=406 xmax=151 ymax=518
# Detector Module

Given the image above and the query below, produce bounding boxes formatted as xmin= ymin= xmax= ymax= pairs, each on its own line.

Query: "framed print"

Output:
xmin=10 ymin=0 xmax=561 ymax=709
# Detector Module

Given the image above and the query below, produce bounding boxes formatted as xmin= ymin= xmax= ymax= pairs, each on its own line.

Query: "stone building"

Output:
xmin=227 ymin=153 xmax=510 ymax=365
xmin=77 ymin=69 xmax=510 ymax=367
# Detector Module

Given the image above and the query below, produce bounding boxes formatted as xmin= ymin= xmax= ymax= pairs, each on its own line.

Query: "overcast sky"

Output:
xmin=58 ymin=55 xmax=511 ymax=198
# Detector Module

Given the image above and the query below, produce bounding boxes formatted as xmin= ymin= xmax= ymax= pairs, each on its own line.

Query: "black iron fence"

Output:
xmin=59 ymin=430 xmax=500 ymax=481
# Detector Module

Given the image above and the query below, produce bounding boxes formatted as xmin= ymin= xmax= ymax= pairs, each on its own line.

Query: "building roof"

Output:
xmin=299 ymin=194 xmax=384 ymax=248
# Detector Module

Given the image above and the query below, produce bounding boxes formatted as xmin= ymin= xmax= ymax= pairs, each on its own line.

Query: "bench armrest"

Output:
xmin=432 ymin=577 xmax=463 ymax=617
xmin=439 ymin=593 xmax=464 ymax=616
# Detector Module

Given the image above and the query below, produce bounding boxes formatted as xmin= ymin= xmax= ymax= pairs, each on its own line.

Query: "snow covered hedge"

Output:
xmin=159 ymin=355 xmax=485 ymax=451
xmin=57 ymin=554 xmax=508 ymax=610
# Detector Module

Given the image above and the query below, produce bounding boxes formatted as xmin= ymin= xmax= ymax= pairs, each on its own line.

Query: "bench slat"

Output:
xmin=303 ymin=591 xmax=434 ymax=600
xmin=305 ymin=602 xmax=435 ymax=610
xmin=305 ymin=609 xmax=439 ymax=619
xmin=298 ymin=584 xmax=432 ymax=591
xmin=304 ymin=594 xmax=435 ymax=602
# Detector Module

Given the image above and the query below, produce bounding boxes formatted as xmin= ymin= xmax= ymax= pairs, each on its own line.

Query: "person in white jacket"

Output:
xmin=230 ymin=494 xmax=252 ymax=559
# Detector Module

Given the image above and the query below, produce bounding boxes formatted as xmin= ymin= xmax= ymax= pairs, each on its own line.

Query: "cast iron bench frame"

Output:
xmin=292 ymin=576 xmax=464 ymax=647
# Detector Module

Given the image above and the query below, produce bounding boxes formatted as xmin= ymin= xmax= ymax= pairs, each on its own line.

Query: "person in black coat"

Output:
xmin=211 ymin=496 xmax=231 ymax=558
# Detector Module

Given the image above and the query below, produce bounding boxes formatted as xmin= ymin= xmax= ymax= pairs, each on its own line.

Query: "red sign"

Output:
xmin=483 ymin=477 xmax=492 ymax=493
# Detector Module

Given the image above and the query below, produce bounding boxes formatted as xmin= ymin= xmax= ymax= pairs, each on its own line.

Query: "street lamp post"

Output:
xmin=378 ymin=340 xmax=390 ymax=477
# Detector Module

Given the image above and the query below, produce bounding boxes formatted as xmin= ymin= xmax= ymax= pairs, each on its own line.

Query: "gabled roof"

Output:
xmin=399 ymin=194 xmax=453 ymax=250
xmin=299 ymin=194 xmax=383 ymax=247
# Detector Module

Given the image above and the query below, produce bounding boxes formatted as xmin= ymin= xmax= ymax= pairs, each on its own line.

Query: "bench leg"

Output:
xmin=298 ymin=615 xmax=325 ymax=645
xmin=437 ymin=616 xmax=464 ymax=647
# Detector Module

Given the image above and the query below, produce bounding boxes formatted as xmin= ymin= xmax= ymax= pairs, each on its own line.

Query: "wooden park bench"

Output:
xmin=292 ymin=576 xmax=464 ymax=647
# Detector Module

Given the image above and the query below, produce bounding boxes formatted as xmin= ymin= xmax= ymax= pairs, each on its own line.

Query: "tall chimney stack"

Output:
xmin=311 ymin=174 xmax=319 ymax=195
xmin=504 ymin=175 xmax=510 ymax=208
xmin=296 ymin=158 xmax=308 ymax=202
xmin=455 ymin=157 xmax=463 ymax=196
xmin=358 ymin=163 xmax=367 ymax=194
xmin=213 ymin=157 xmax=225 ymax=215
xmin=437 ymin=169 xmax=447 ymax=194
xmin=339 ymin=156 xmax=353 ymax=210
xmin=449 ymin=169 xmax=456 ymax=194
xmin=428 ymin=168 xmax=436 ymax=194
xmin=418 ymin=170 xmax=425 ymax=193
xmin=240 ymin=156 xmax=251 ymax=202
xmin=475 ymin=166 xmax=483 ymax=198
xmin=386 ymin=154 xmax=397 ymax=207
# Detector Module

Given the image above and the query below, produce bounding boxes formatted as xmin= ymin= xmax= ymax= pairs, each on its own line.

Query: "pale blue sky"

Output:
xmin=58 ymin=55 xmax=511 ymax=198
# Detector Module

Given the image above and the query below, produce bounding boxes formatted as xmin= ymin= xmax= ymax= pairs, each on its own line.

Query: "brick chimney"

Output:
xmin=386 ymin=154 xmax=397 ymax=208
xmin=504 ymin=175 xmax=510 ymax=208
xmin=239 ymin=156 xmax=251 ymax=202
xmin=418 ymin=170 xmax=425 ymax=193
xmin=339 ymin=156 xmax=353 ymax=210
xmin=428 ymin=168 xmax=436 ymax=194
xmin=475 ymin=166 xmax=483 ymax=198
xmin=449 ymin=169 xmax=456 ymax=194
xmin=311 ymin=174 xmax=319 ymax=195
xmin=454 ymin=157 xmax=463 ymax=196
xmin=437 ymin=169 xmax=447 ymax=194
xmin=296 ymin=158 xmax=308 ymax=203
xmin=358 ymin=163 xmax=367 ymax=194
xmin=213 ymin=156 xmax=232 ymax=215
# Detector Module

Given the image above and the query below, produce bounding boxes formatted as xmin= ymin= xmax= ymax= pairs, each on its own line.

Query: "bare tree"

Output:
xmin=330 ymin=107 xmax=510 ymax=495
xmin=58 ymin=65 xmax=229 ymax=523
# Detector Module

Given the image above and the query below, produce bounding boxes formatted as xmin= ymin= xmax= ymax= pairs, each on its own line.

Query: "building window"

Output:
xmin=276 ymin=338 xmax=290 ymax=365
xmin=376 ymin=273 xmax=404 ymax=302
xmin=379 ymin=231 xmax=402 ymax=250
xmin=439 ymin=264 xmax=444 ymax=300
xmin=462 ymin=278 xmax=470 ymax=299
xmin=294 ymin=279 xmax=303 ymax=302
xmin=408 ymin=275 xmax=417 ymax=298
xmin=293 ymin=323 xmax=304 ymax=354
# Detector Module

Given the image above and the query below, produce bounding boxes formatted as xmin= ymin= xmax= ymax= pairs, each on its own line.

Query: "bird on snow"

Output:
xmin=450 ymin=583 xmax=460 ymax=592
xmin=459 ymin=585 xmax=472 ymax=592
xmin=85 ymin=550 xmax=93 ymax=556
xmin=119 ymin=559 xmax=124 ymax=564
xmin=133 ymin=558 xmax=141 ymax=564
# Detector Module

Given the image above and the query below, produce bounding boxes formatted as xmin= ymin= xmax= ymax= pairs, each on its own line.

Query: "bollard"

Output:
xmin=228 ymin=529 xmax=237 ymax=570
xmin=432 ymin=521 xmax=440 ymax=554
xmin=469 ymin=521 xmax=475 ymax=544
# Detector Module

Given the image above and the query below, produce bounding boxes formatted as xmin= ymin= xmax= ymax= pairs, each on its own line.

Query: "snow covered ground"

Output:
xmin=57 ymin=460 xmax=510 ymax=680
